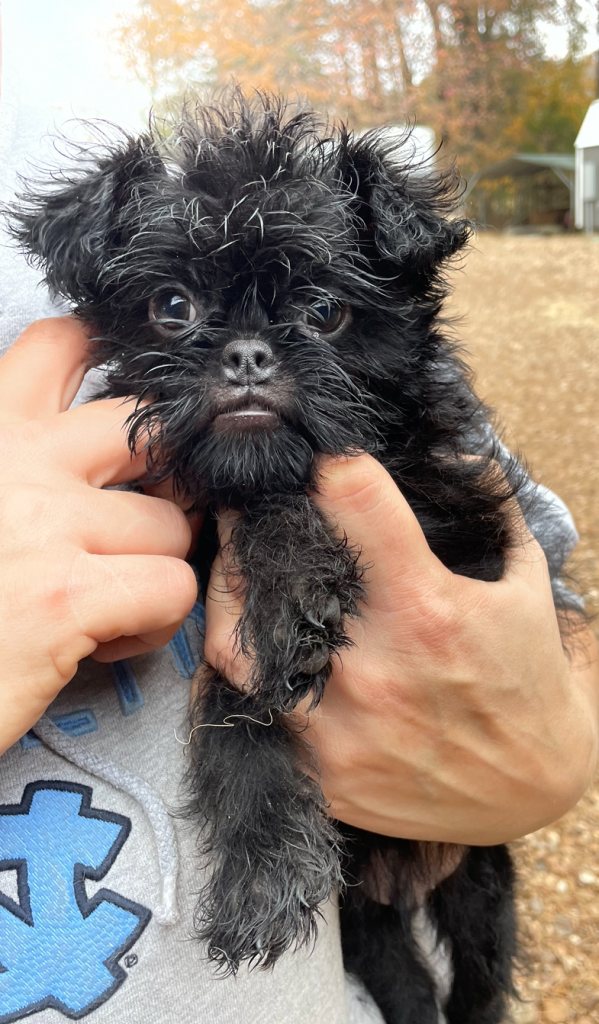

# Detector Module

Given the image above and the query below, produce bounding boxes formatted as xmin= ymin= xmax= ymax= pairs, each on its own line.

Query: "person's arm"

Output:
xmin=0 ymin=316 xmax=198 ymax=755
xmin=205 ymin=454 xmax=599 ymax=845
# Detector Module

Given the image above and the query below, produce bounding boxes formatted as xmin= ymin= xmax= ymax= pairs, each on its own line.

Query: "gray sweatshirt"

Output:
xmin=0 ymin=607 xmax=383 ymax=1024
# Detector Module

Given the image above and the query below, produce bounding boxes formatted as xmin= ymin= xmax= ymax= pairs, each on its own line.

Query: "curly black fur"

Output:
xmin=6 ymin=88 xmax=581 ymax=1023
xmin=227 ymin=493 xmax=365 ymax=709
xmin=190 ymin=676 xmax=344 ymax=969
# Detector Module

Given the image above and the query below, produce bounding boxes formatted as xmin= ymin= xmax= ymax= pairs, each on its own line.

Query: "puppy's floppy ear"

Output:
xmin=339 ymin=130 xmax=470 ymax=278
xmin=7 ymin=134 xmax=165 ymax=304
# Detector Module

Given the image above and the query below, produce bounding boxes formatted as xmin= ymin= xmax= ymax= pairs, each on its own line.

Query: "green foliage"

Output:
xmin=506 ymin=55 xmax=595 ymax=154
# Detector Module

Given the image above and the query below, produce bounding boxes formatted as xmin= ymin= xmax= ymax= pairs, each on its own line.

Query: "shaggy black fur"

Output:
xmin=7 ymin=90 xmax=580 ymax=1022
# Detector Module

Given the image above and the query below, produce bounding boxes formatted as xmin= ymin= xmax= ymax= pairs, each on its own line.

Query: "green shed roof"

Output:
xmin=465 ymin=153 xmax=575 ymax=196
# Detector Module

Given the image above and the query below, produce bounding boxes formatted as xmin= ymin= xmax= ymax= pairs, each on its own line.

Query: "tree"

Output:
xmin=504 ymin=52 xmax=595 ymax=154
xmin=117 ymin=0 xmax=591 ymax=175
xmin=117 ymin=0 xmax=417 ymax=124
xmin=417 ymin=0 xmax=591 ymax=172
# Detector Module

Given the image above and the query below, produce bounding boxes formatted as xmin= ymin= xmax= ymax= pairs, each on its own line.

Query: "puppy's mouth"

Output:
xmin=211 ymin=393 xmax=283 ymax=433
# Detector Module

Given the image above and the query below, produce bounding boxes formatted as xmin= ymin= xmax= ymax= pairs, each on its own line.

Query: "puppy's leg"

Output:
xmin=188 ymin=495 xmax=364 ymax=968
xmin=431 ymin=845 xmax=516 ymax=1024
xmin=230 ymin=493 xmax=365 ymax=711
xmin=339 ymin=830 xmax=446 ymax=1024
xmin=340 ymin=832 xmax=516 ymax=1023
xmin=341 ymin=899 xmax=440 ymax=1024
xmin=187 ymin=668 xmax=342 ymax=970
xmin=347 ymin=842 xmax=514 ymax=1024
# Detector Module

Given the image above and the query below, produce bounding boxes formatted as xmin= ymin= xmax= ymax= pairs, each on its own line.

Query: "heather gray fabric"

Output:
xmin=0 ymin=78 xmax=67 ymax=353
xmin=0 ymin=614 xmax=385 ymax=1023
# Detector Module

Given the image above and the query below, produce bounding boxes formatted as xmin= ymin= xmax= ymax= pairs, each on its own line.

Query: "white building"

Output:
xmin=575 ymin=99 xmax=599 ymax=231
xmin=382 ymin=125 xmax=436 ymax=171
xmin=359 ymin=125 xmax=436 ymax=173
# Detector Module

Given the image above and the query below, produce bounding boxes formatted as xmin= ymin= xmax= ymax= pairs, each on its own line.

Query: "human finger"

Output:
xmin=0 ymin=317 xmax=92 ymax=422
xmin=204 ymin=546 xmax=251 ymax=686
xmin=203 ymin=513 xmax=253 ymax=686
xmin=76 ymin=552 xmax=198 ymax=642
xmin=37 ymin=398 xmax=152 ymax=486
xmin=142 ymin=477 xmax=205 ymax=555
xmin=312 ymin=454 xmax=447 ymax=595
xmin=93 ymin=621 xmax=187 ymax=662
xmin=58 ymin=487 xmax=193 ymax=558
xmin=142 ymin=476 xmax=194 ymax=508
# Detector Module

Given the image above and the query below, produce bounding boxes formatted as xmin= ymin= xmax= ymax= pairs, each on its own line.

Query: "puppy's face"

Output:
xmin=86 ymin=168 xmax=382 ymax=505
xmin=10 ymin=96 xmax=469 ymax=507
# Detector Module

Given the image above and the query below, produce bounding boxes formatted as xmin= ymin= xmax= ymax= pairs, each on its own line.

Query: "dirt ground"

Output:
xmin=447 ymin=234 xmax=599 ymax=1024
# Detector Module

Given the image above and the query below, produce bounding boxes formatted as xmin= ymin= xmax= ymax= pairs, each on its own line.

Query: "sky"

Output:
xmin=543 ymin=1 xmax=598 ymax=60
xmin=2 ymin=0 xmax=152 ymax=129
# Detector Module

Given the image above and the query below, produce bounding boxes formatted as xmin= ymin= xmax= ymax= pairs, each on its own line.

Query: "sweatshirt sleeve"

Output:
xmin=482 ymin=430 xmax=583 ymax=613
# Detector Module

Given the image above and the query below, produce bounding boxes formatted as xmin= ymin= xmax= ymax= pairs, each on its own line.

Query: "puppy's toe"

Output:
xmin=298 ymin=643 xmax=330 ymax=675
xmin=321 ymin=595 xmax=341 ymax=627
xmin=305 ymin=595 xmax=341 ymax=630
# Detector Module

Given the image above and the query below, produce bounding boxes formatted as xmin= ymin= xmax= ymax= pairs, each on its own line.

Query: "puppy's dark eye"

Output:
xmin=304 ymin=302 xmax=349 ymax=335
xmin=149 ymin=290 xmax=198 ymax=330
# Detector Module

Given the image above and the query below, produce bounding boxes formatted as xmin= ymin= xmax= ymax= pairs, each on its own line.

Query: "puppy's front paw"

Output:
xmin=269 ymin=588 xmax=343 ymax=693
xmin=290 ymin=587 xmax=350 ymax=687
xmin=200 ymin=820 xmax=340 ymax=972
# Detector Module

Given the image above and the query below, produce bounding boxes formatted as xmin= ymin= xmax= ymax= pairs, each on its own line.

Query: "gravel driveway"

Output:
xmin=449 ymin=234 xmax=599 ymax=1024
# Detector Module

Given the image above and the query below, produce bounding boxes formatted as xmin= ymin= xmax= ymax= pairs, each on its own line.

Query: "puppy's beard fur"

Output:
xmin=178 ymin=423 xmax=314 ymax=506
xmin=122 ymin=365 xmax=379 ymax=508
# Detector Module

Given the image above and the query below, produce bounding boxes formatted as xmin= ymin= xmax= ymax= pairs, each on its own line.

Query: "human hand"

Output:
xmin=204 ymin=453 xmax=599 ymax=846
xmin=0 ymin=317 xmax=198 ymax=756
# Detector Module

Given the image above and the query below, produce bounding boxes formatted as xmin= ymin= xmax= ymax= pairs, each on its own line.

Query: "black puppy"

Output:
xmin=8 ymin=92 xmax=577 ymax=1024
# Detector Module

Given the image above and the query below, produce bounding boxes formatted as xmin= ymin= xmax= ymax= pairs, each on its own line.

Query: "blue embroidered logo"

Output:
xmin=0 ymin=782 xmax=151 ymax=1021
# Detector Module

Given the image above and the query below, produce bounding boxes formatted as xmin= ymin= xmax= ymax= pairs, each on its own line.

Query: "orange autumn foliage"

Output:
xmin=117 ymin=0 xmax=593 ymax=175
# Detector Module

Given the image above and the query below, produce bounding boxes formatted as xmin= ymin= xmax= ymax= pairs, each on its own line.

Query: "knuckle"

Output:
xmin=407 ymin=586 xmax=460 ymax=650
xmin=14 ymin=560 xmax=79 ymax=627
xmin=0 ymin=483 xmax=57 ymax=542
xmin=120 ymin=495 xmax=192 ymax=556
xmin=42 ymin=556 xmax=87 ymax=616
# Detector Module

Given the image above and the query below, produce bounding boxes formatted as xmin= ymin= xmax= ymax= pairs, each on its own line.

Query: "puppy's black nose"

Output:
xmin=221 ymin=340 xmax=275 ymax=385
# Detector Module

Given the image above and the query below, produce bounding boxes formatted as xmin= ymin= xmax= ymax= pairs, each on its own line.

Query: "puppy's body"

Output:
xmin=9 ymin=93 xmax=576 ymax=1023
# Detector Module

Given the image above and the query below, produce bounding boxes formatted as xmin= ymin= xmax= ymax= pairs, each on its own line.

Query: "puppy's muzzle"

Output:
xmin=212 ymin=339 xmax=282 ymax=431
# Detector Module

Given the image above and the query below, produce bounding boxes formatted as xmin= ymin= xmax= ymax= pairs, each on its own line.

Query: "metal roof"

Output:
xmin=465 ymin=153 xmax=575 ymax=196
